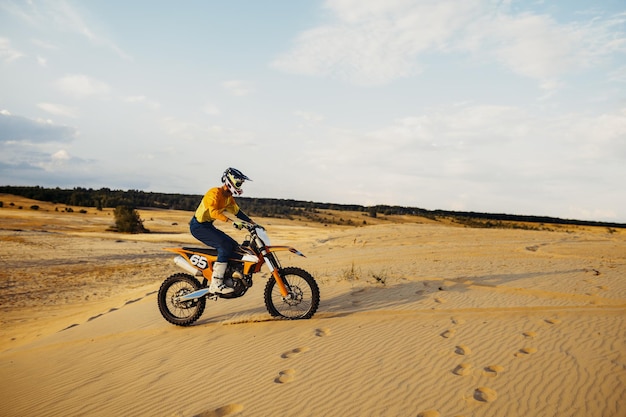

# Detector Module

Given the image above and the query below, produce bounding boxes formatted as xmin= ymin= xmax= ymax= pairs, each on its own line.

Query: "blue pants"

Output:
xmin=189 ymin=217 xmax=238 ymax=262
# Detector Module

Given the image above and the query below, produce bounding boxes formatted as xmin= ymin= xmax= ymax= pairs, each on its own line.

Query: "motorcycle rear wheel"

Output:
xmin=264 ymin=267 xmax=320 ymax=319
xmin=157 ymin=273 xmax=206 ymax=326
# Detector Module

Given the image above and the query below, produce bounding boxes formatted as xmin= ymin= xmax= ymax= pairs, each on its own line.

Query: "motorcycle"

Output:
xmin=157 ymin=221 xmax=320 ymax=326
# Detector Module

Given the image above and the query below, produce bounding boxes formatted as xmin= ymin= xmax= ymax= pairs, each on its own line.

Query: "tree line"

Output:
xmin=1 ymin=185 xmax=624 ymax=229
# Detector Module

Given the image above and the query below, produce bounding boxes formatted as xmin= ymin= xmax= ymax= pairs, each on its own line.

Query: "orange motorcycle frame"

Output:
xmin=163 ymin=244 xmax=305 ymax=297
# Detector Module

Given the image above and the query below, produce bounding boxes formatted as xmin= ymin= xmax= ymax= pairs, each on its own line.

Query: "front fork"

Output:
xmin=263 ymin=253 xmax=290 ymax=297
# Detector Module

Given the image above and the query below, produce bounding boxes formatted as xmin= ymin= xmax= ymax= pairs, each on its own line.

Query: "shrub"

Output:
xmin=113 ymin=206 xmax=148 ymax=233
xmin=370 ymin=269 xmax=389 ymax=286
xmin=341 ymin=261 xmax=361 ymax=281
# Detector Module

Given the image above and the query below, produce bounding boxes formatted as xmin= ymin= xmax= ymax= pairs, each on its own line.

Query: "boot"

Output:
xmin=209 ymin=262 xmax=234 ymax=294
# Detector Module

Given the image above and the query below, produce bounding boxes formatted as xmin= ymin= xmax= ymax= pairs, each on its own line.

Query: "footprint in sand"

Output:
xmin=434 ymin=297 xmax=446 ymax=304
xmin=523 ymin=331 xmax=537 ymax=338
xmin=482 ymin=365 xmax=504 ymax=378
xmin=315 ymin=328 xmax=331 ymax=337
xmin=545 ymin=318 xmax=561 ymax=325
xmin=275 ymin=369 xmax=296 ymax=384
xmin=281 ymin=347 xmax=310 ymax=359
xmin=515 ymin=347 xmax=538 ymax=357
xmin=455 ymin=344 xmax=472 ymax=355
xmin=474 ymin=386 xmax=498 ymax=402
xmin=193 ymin=403 xmax=244 ymax=417
xmin=453 ymin=363 xmax=473 ymax=376
xmin=451 ymin=317 xmax=466 ymax=325
xmin=441 ymin=329 xmax=456 ymax=338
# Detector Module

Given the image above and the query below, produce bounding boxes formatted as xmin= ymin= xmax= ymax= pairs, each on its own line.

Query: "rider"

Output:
xmin=190 ymin=167 xmax=254 ymax=294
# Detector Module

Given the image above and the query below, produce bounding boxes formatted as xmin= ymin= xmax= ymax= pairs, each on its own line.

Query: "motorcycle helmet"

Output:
xmin=222 ymin=167 xmax=251 ymax=196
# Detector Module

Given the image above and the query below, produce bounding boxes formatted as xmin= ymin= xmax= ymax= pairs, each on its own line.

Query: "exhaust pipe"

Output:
xmin=173 ymin=255 xmax=203 ymax=277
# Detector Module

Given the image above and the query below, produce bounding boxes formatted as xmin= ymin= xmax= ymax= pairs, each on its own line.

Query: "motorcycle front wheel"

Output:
xmin=264 ymin=267 xmax=320 ymax=319
xmin=157 ymin=273 xmax=206 ymax=326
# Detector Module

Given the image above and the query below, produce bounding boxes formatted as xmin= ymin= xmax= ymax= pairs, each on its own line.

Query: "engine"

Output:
xmin=220 ymin=263 xmax=252 ymax=298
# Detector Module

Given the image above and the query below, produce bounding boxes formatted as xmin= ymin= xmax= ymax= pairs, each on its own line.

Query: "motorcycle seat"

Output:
xmin=182 ymin=246 xmax=247 ymax=260
xmin=182 ymin=246 xmax=218 ymax=256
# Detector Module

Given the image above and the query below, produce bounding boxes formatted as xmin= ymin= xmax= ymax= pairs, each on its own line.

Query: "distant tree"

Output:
xmin=113 ymin=206 xmax=148 ymax=233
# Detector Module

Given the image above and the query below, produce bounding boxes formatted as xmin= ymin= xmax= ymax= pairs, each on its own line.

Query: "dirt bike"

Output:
xmin=157 ymin=221 xmax=320 ymax=326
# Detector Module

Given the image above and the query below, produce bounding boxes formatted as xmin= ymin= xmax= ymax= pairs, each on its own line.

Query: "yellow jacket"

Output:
xmin=194 ymin=185 xmax=241 ymax=223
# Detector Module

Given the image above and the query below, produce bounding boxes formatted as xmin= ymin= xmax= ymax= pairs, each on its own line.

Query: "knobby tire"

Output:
xmin=264 ymin=267 xmax=320 ymax=319
xmin=157 ymin=273 xmax=206 ymax=326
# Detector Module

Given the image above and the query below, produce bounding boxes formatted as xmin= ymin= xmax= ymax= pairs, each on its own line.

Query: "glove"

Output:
xmin=233 ymin=221 xmax=246 ymax=230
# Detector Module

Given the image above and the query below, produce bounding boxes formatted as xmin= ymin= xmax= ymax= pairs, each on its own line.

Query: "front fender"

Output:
xmin=265 ymin=246 xmax=306 ymax=257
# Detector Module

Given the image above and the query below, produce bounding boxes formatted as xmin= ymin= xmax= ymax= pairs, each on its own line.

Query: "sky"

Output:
xmin=1 ymin=0 xmax=625 ymax=222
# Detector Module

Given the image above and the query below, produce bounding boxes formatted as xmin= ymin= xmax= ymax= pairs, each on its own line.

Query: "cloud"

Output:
xmin=160 ymin=116 xmax=256 ymax=147
xmin=37 ymin=102 xmax=78 ymax=118
xmin=0 ymin=37 xmax=24 ymax=63
xmin=51 ymin=149 xmax=71 ymax=161
xmin=0 ymin=110 xmax=77 ymax=143
xmin=294 ymin=110 xmax=325 ymax=123
xmin=33 ymin=149 xmax=82 ymax=171
xmin=55 ymin=74 xmax=111 ymax=99
xmin=296 ymin=103 xmax=626 ymax=193
xmin=271 ymin=0 xmax=485 ymax=85
xmin=2 ymin=0 xmax=131 ymax=60
xmin=222 ymin=80 xmax=253 ymax=96
xmin=31 ymin=39 xmax=58 ymax=50
xmin=0 ymin=150 xmax=96 ymax=188
xmin=609 ymin=65 xmax=626 ymax=82
xmin=285 ymin=103 xmax=625 ymax=220
xmin=272 ymin=0 xmax=626 ymax=86
xmin=202 ymin=103 xmax=221 ymax=116
xmin=124 ymin=95 xmax=160 ymax=110
xmin=464 ymin=11 xmax=626 ymax=85
xmin=461 ymin=14 xmax=577 ymax=80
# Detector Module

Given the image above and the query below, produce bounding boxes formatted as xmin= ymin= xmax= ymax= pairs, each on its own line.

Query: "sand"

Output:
xmin=0 ymin=194 xmax=625 ymax=417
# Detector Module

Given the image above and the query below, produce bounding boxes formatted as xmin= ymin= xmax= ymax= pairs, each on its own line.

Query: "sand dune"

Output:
xmin=0 ymin=197 xmax=625 ymax=416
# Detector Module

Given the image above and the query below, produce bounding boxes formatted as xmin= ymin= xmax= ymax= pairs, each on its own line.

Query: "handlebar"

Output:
xmin=233 ymin=220 xmax=264 ymax=232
